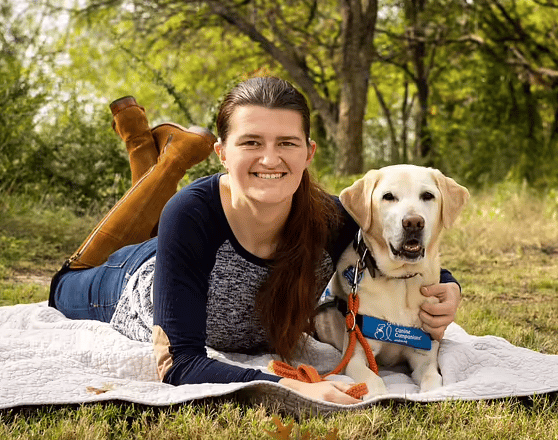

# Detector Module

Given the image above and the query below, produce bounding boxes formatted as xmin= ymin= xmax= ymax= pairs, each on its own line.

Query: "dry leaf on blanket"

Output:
xmin=86 ymin=383 xmax=116 ymax=395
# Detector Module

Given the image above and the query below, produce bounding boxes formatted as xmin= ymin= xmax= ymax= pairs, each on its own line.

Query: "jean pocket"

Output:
xmin=104 ymin=244 xmax=138 ymax=269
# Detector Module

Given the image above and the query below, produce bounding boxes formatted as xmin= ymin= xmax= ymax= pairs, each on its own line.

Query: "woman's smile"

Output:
xmin=252 ymin=172 xmax=287 ymax=179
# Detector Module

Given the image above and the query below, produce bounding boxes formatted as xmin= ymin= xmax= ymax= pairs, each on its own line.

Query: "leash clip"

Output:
xmin=351 ymin=232 xmax=367 ymax=291
xmin=351 ymin=258 xmax=362 ymax=290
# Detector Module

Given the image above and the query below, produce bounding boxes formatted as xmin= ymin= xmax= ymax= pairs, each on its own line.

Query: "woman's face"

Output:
xmin=215 ymin=105 xmax=316 ymax=207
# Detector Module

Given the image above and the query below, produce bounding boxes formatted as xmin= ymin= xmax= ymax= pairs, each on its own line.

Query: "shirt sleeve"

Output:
xmin=440 ymin=268 xmax=460 ymax=289
xmin=152 ymin=178 xmax=279 ymax=385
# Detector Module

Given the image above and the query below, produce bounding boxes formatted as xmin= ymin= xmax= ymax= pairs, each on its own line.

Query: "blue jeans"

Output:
xmin=50 ymin=237 xmax=158 ymax=322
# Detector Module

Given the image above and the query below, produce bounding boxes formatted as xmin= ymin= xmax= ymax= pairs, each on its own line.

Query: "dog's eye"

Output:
xmin=382 ymin=192 xmax=396 ymax=201
xmin=421 ymin=191 xmax=435 ymax=201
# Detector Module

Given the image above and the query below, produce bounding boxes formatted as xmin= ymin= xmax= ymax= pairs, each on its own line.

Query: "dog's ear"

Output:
xmin=339 ymin=170 xmax=381 ymax=231
xmin=433 ymin=170 xmax=470 ymax=228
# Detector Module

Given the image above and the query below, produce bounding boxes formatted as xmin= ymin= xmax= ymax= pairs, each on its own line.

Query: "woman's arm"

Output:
xmin=152 ymin=177 xmax=279 ymax=385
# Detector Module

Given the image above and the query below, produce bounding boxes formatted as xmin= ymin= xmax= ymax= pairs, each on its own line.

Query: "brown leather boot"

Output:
xmin=111 ymin=96 xmax=159 ymax=185
xmin=66 ymin=124 xmax=216 ymax=269
xmin=151 ymin=122 xmax=216 ymax=172
xmin=147 ymin=123 xmax=217 ymax=237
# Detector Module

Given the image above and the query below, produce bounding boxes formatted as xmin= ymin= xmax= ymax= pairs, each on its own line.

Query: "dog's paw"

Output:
xmin=363 ymin=379 xmax=388 ymax=400
xmin=419 ymin=371 xmax=443 ymax=393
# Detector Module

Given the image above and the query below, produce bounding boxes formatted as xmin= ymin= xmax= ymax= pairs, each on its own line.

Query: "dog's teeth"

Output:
xmin=404 ymin=244 xmax=420 ymax=252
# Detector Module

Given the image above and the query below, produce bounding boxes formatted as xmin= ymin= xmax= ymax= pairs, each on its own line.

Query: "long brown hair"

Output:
xmin=216 ymin=77 xmax=339 ymax=360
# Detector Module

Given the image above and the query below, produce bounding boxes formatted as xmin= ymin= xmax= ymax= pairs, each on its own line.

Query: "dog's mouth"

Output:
xmin=390 ymin=239 xmax=425 ymax=261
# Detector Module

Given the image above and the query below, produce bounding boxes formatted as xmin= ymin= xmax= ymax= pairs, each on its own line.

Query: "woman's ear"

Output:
xmin=305 ymin=140 xmax=317 ymax=167
xmin=214 ymin=138 xmax=226 ymax=166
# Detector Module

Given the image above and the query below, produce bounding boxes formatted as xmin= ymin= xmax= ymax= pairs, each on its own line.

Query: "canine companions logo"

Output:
xmin=265 ymin=416 xmax=340 ymax=440
xmin=373 ymin=322 xmax=392 ymax=341
xmin=362 ymin=315 xmax=432 ymax=351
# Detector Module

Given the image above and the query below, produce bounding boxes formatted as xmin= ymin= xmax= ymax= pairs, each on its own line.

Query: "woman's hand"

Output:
xmin=278 ymin=378 xmax=361 ymax=405
xmin=419 ymin=282 xmax=461 ymax=341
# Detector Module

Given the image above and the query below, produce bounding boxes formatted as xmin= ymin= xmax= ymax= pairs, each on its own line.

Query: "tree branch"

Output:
xmin=531 ymin=0 xmax=558 ymax=7
xmin=206 ymin=0 xmax=338 ymax=127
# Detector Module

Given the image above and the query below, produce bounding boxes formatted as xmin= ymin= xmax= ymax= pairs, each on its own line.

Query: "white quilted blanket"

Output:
xmin=1 ymin=302 xmax=557 ymax=415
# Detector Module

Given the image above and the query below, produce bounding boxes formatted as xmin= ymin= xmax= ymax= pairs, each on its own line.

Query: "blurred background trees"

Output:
xmin=1 ymin=0 xmax=557 ymax=211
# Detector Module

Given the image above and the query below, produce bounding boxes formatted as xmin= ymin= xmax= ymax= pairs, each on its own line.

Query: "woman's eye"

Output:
xmin=279 ymin=141 xmax=298 ymax=147
xmin=421 ymin=191 xmax=435 ymax=201
xmin=382 ymin=192 xmax=396 ymax=201
xmin=241 ymin=140 xmax=260 ymax=148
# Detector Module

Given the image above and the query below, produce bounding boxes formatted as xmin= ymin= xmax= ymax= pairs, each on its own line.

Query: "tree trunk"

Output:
xmin=401 ymin=79 xmax=412 ymax=163
xmin=372 ymin=81 xmax=399 ymax=163
xmin=406 ymin=0 xmax=433 ymax=164
xmin=415 ymin=74 xmax=433 ymax=162
xmin=333 ymin=0 xmax=378 ymax=175
xmin=335 ymin=77 xmax=368 ymax=174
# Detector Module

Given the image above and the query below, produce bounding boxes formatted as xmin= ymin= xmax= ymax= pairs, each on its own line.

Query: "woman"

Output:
xmin=50 ymin=77 xmax=460 ymax=405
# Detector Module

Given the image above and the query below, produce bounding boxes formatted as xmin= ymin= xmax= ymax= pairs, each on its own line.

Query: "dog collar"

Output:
xmin=352 ymin=230 xmax=421 ymax=280
xmin=353 ymin=230 xmax=380 ymax=278
xmin=334 ymin=298 xmax=432 ymax=351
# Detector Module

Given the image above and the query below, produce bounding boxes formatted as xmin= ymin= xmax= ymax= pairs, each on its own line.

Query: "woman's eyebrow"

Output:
xmin=237 ymin=134 xmax=304 ymax=142
xmin=276 ymin=135 xmax=303 ymax=142
xmin=236 ymin=134 xmax=262 ymax=141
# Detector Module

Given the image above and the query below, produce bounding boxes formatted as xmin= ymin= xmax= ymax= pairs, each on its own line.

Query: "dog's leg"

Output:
xmin=314 ymin=307 xmax=345 ymax=352
xmin=407 ymin=341 xmax=442 ymax=393
xmin=345 ymin=343 xmax=388 ymax=399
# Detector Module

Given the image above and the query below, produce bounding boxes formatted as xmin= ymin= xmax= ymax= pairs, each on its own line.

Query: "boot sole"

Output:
xmin=152 ymin=123 xmax=217 ymax=145
xmin=110 ymin=96 xmax=141 ymax=116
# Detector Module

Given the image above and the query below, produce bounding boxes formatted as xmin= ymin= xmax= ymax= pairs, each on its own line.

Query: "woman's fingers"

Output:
xmin=420 ymin=282 xmax=461 ymax=340
xmin=327 ymin=381 xmax=362 ymax=404
xmin=279 ymin=378 xmax=362 ymax=405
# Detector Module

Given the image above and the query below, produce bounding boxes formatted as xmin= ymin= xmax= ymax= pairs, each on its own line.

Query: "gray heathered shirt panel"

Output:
xmin=205 ymin=240 xmax=269 ymax=353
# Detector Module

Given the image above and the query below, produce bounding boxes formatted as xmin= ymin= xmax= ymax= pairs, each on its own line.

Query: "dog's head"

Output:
xmin=340 ymin=165 xmax=469 ymax=272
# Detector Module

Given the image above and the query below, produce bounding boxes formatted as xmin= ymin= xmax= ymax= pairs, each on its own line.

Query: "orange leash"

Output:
xmin=269 ymin=360 xmax=368 ymax=400
xmin=269 ymin=291 xmax=378 ymax=400
xmin=328 ymin=292 xmax=378 ymax=376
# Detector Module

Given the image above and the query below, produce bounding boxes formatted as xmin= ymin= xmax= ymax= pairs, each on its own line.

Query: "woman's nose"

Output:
xmin=260 ymin=145 xmax=282 ymax=167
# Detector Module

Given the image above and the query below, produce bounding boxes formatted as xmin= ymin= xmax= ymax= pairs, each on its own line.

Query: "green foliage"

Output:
xmin=0 ymin=192 xmax=100 ymax=275
xmin=0 ymin=2 xmax=48 ymax=190
xmin=432 ymin=45 xmax=558 ymax=188
xmin=3 ymin=0 xmax=558 ymax=208
xmin=31 ymin=96 xmax=131 ymax=210
xmin=62 ymin=1 xmax=274 ymax=129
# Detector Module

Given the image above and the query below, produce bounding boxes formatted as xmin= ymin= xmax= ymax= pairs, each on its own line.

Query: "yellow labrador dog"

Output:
xmin=316 ymin=165 xmax=469 ymax=399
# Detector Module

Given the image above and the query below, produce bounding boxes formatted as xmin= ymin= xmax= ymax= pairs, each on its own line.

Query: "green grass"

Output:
xmin=1 ymin=183 xmax=558 ymax=439
xmin=1 ymin=398 xmax=557 ymax=439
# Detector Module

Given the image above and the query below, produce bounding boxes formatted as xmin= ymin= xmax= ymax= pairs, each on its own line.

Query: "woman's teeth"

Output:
xmin=255 ymin=173 xmax=284 ymax=179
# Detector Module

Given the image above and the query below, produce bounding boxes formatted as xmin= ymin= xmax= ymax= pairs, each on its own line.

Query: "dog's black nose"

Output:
xmin=402 ymin=215 xmax=424 ymax=231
